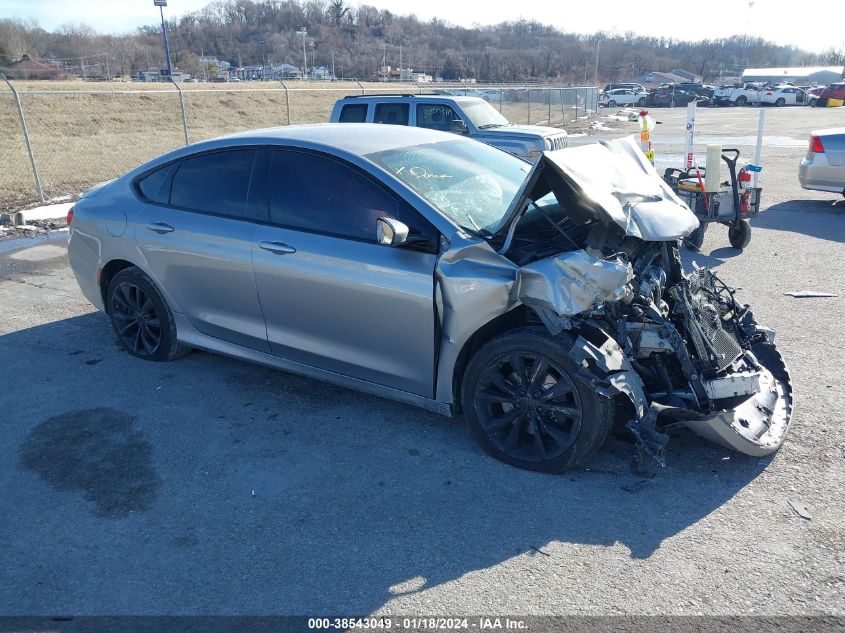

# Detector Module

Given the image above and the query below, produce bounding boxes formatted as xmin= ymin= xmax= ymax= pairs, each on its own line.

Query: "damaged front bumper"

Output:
xmin=682 ymin=341 xmax=794 ymax=456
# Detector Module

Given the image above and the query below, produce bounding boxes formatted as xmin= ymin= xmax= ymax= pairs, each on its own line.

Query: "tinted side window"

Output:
xmin=170 ymin=149 xmax=258 ymax=219
xmin=339 ymin=103 xmax=367 ymax=123
xmin=416 ymin=104 xmax=459 ymax=132
xmin=373 ymin=103 xmax=409 ymax=125
xmin=136 ymin=163 xmax=176 ymax=204
xmin=267 ymin=150 xmax=430 ymax=244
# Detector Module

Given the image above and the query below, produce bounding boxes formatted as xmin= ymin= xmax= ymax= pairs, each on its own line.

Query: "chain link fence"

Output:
xmin=0 ymin=78 xmax=598 ymax=209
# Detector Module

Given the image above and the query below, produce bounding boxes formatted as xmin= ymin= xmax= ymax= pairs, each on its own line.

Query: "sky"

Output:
xmin=3 ymin=0 xmax=844 ymax=54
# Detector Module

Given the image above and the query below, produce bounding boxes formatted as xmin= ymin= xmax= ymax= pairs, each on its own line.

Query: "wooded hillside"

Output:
xmin=2 ymin=0 xmax=843 ymax=82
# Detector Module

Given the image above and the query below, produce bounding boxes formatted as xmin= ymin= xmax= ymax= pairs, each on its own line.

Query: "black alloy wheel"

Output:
xmin=111 ymin=281 xmax=161 ymax=357
xmin=106 ymin=266 xmax=187 ymax=361
xmin=462 ymin=328 xmax=613 ymax=472
xmin=474 ymin=351 xmax=583 ymax=462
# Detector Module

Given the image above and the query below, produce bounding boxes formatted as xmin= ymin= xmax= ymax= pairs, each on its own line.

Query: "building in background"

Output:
xmin=631 ymin=70 xmax=700 ymax=89
xmin=741 ymin=66 xmax=845 ymax=85
xmin=2 ymin=54 xmax=68 ymax=80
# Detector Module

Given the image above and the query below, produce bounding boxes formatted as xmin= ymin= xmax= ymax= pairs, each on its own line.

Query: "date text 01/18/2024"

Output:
xmin=307 ymin=617 xmax=528 ymax=630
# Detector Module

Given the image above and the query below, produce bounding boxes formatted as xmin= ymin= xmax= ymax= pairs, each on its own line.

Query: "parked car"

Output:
xmin=599 ymin=88 xmax=648 ymax=107
xmin=603 ymin=82 xmax=647 ymax=94
xmin=66 ymin=124 xmax=794 ymax=472
xmin=799 ymin=128 xmax=845 ymax=195
xmin=757 ymin=84 xmax=811 ymax=106
xmin=646 ymin=87 xmax=708 ymax=107
xmin=674 ymin=83 xmax=716 ymax=99
xmin=712 ymin=83 xmax=761 ymax=106
xmin=330 ymin=94 xmax=567 ymax=160
xmin=812 ymin=82 xmax=845 ymax=107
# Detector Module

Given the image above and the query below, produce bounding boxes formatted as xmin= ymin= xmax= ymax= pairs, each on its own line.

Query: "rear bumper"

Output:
xmin=799 ymin=156 xmax=845 ymax=193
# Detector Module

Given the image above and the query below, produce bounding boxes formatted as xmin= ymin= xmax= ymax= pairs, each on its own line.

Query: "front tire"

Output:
xmin=637 ymin=97 xmax=647 ymax=107
xmin=736 ymin=96 xmax=748 ymax=106
xmin=107 ymin=267 xmax=187 ymax=361
xmin=461 ymin=328 xmax=613 ymax=473
xmin=607 ymin=100 xmax=617 ymax=107
xmin=684 ymin=223 xmax=707 ymax=249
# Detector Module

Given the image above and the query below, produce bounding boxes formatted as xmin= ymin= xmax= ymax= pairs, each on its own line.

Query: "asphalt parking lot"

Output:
xmin=1 ymin=106 xmax=843 ymax=617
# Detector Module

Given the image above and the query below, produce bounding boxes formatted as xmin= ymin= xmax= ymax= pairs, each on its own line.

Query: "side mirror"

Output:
xmin=376 ymin=217 xmax=409 ymax=246
xmin=449 ymin=119 xmax=469 ymax=135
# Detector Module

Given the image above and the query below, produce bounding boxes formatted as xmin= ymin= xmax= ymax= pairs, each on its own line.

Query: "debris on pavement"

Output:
xmin=788 ymin=500 xmax=813 ymax=520
xmin=784 ymin=291 xmax=837 ymax=298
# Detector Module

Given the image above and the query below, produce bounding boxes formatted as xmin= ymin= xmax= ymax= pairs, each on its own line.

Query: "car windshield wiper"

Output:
xmin=477 ymin=123 xmax=504 ymax=129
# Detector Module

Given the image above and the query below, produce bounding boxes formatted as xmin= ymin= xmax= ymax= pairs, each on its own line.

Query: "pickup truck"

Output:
xmin=329 ymin=94 xmax=568 ymax=160
xmin=712 ymin=84 xmax=761 ymax=106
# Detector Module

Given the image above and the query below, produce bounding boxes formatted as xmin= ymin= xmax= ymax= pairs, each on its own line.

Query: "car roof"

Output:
xmin=183 ymin=123 xmax=466 ymax=160
xmin=337 ymin=94 xmax=487 ymax=105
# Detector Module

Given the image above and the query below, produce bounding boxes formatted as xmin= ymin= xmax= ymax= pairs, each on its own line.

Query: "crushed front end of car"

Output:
xmin=476 ymin=136 xmax=794 ymax=465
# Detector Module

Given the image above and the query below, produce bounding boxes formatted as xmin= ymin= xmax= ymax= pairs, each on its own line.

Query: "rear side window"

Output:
xmin=373 ymin=103 xmax=409 ymax=125
xmin=416 ymin=104 xmax=459 ymax=132
xmin=267 ymin=150 xmax=425 ymax=243
xmin=136 ymin=163 xmax=176 ymax=204
xmin=170 ymin=149 xmax=258 ymax=219
xmin=338 ymin=103 xmax=367 ymax=123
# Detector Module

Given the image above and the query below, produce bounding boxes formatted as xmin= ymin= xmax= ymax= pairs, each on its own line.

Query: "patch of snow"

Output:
xmin=0 ymin=228 xmax=68 ymax=255
xmin=19 ymin=202 xmax=74 ymax=223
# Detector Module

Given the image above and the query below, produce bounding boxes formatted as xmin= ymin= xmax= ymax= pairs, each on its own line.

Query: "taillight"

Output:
xmin=810 ymin=135 xmax=825 ymax=153
xmin=766 ymin=91 xmax=773 ymax=96
xmin=66 ymin=206 xmax=74 ymax=225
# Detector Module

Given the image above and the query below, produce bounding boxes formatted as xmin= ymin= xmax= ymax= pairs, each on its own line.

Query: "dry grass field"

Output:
xmin=0 ymin=80 xmax=591 ymax=208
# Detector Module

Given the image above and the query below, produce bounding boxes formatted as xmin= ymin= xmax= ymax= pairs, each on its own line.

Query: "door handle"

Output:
xmin=258 ymin=241 xmax=296 ymax=255
xmin=146 ymin=222 xmax=175 ymax=234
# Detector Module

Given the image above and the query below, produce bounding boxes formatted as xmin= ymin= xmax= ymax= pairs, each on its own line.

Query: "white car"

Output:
xmin=758 ymin=85 xmax=810 ymax=106
xmin=599 ymin=88 xmax=648 ymax=108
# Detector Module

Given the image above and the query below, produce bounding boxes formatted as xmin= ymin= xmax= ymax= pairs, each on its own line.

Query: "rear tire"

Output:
xmin=684 ymin=223 xmax=707 ymax=250
xmin=461 ymin=327 xmax=613 ymax=473
xmin=775 ymin=98 xmax=786 ymax=107
xmin=107 ymin=267 xmax=187 ymax=362
xmin=728 ymin=220 xmax=752 ymax=249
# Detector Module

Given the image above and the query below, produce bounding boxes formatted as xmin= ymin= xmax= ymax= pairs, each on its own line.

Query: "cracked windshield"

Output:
xmin=366 ymin=139 xmax=531 ymax=233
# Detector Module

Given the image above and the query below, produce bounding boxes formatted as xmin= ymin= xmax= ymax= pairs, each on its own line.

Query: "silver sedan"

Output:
xmin=799 ymin=127 xmax=845 ymax=195
xmin=68 ymin=124 xmax=793 ymax=472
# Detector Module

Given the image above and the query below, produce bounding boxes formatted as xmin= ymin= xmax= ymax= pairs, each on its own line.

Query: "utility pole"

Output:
xmin=258 ymin=39 xmax=266 ymax=80
xmin=594 ymin=38 xmax=600 ymax=84
xmin=297 ymin=28 xmax=308 ymax=78
xmin=154 ymin=0 xmax=173 ymax=79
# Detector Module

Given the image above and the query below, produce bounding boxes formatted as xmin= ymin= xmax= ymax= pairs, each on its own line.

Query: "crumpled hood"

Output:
xmin=542 ymin=136 xmax=699 ymax=241
xmin=490 ymin=124 xmax=566 ymax=138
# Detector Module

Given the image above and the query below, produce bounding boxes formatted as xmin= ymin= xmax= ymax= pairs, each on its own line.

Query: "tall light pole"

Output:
xmin=154 ymin=0 xmax=173 ymax=79
xmin=297 ymin=28 xmax=308 ymax=79
xmin=258 ymin=39 xmax=266 ymax=80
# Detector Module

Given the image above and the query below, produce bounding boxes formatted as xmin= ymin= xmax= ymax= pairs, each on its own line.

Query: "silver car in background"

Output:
xmin=799 ymin=128 xmax=845 ymax=196
xmin=67 ymin=124 xmax=793 ymax=472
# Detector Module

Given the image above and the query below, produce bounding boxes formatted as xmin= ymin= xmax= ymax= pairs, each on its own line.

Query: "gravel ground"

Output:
xmin=0 ymin=106 xmax=843 ymax=618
